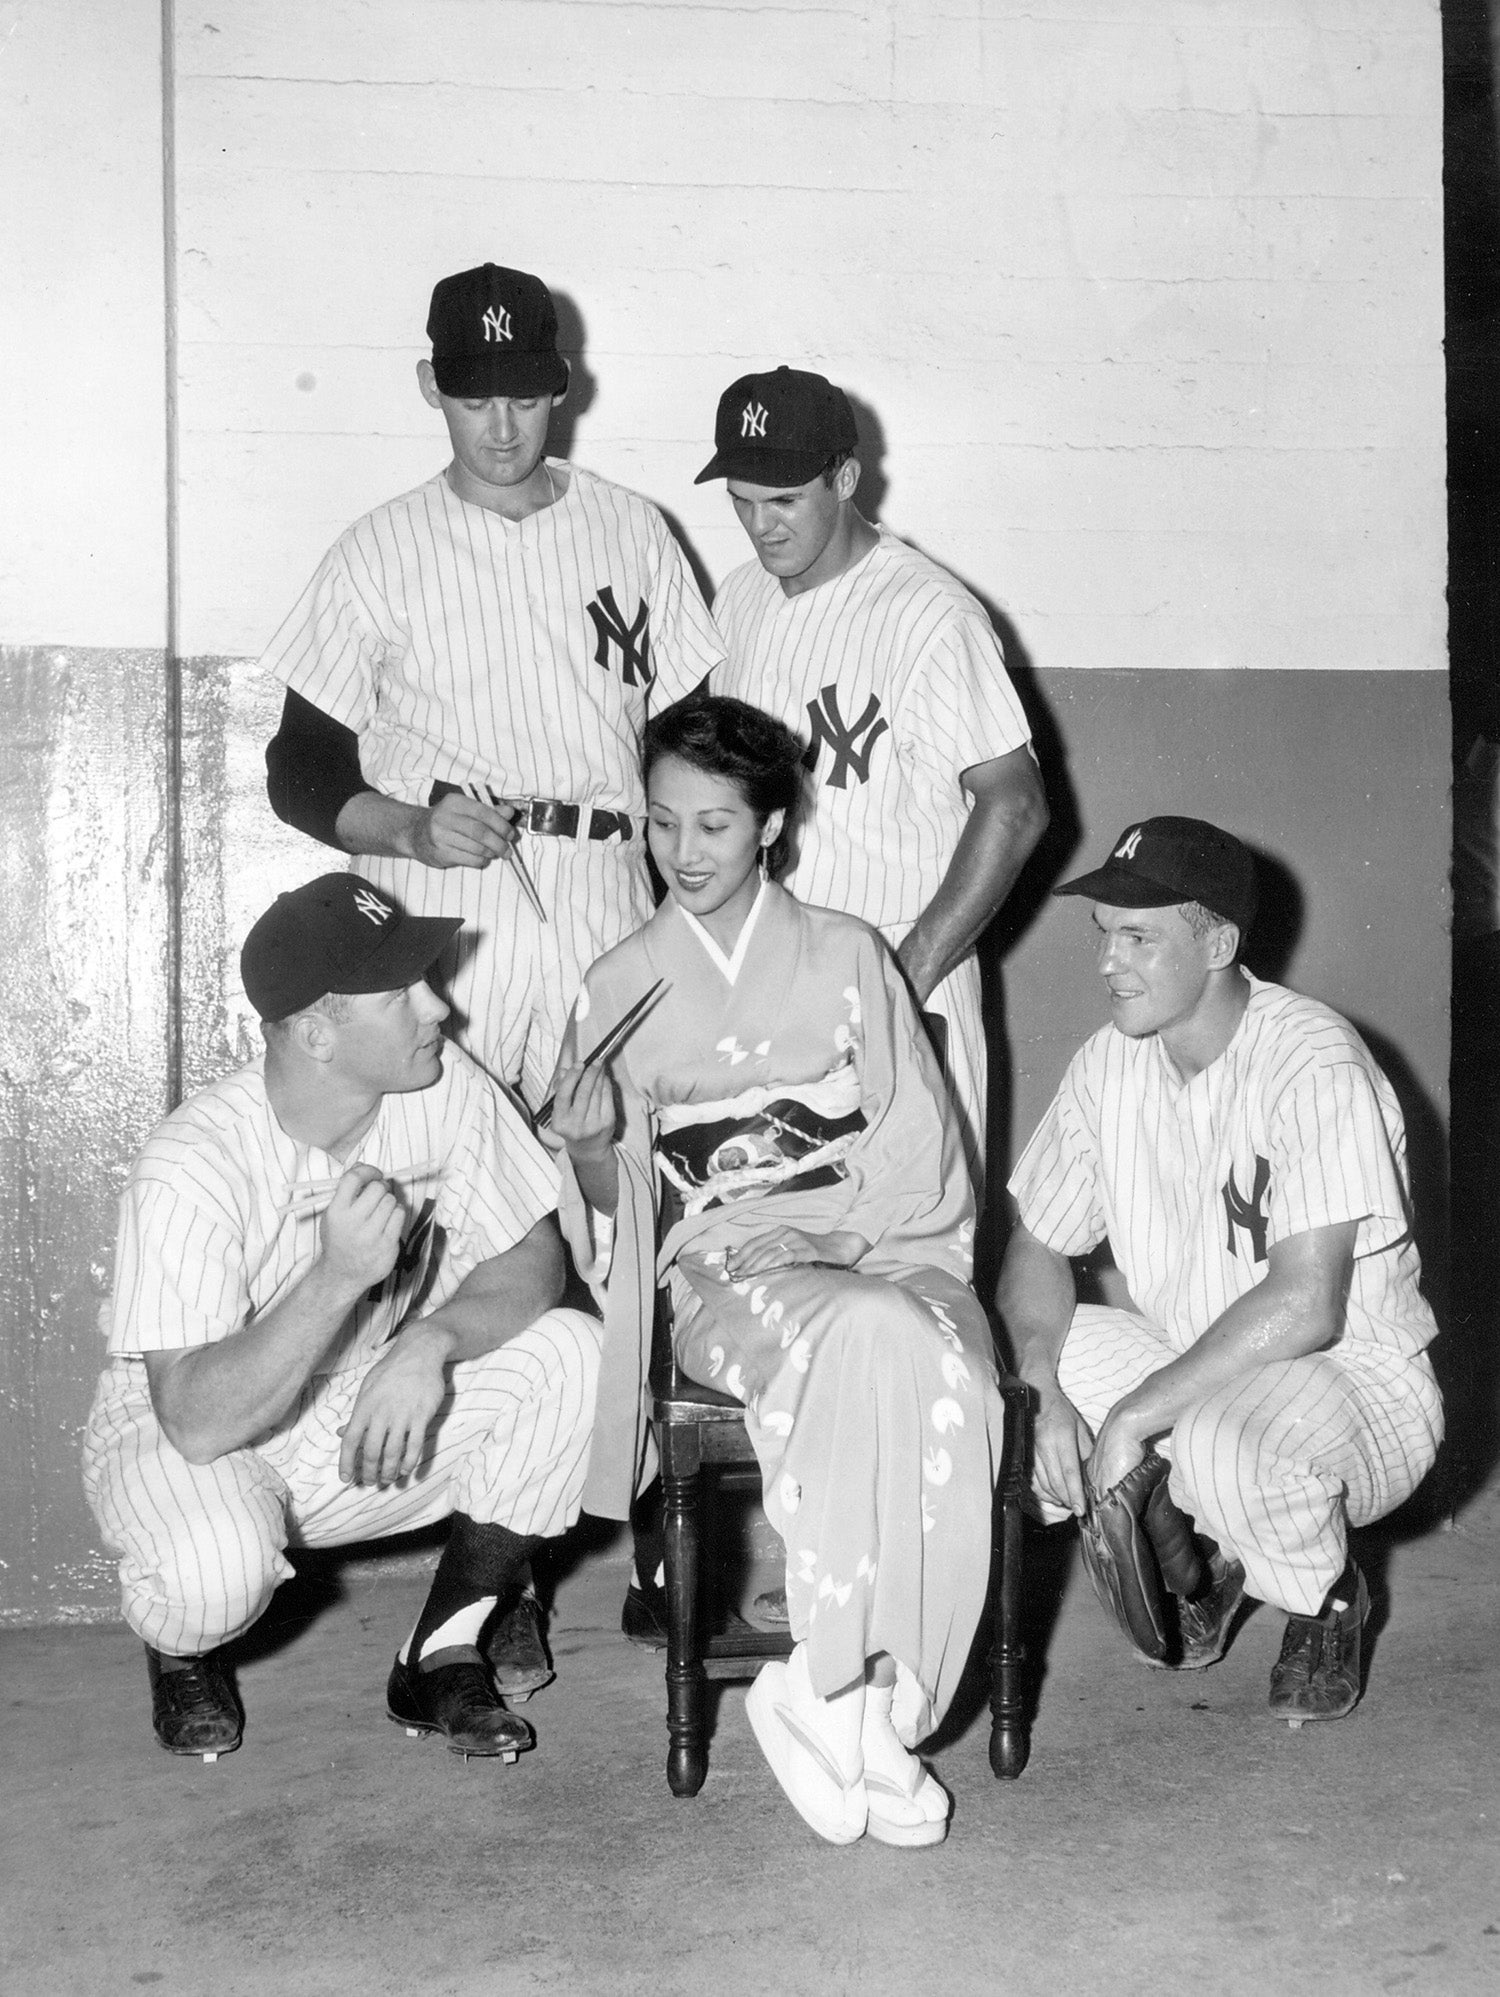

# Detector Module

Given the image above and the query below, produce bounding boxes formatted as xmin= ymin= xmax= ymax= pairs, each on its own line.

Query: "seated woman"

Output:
xmin=550 ymin=695 xmax=1004 ymax=1849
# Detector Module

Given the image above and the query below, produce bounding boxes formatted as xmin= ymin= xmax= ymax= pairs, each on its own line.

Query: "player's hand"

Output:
xmin=548 ymin=1060 xmax=618 ymax=1161
xmin=1031 ymin=1384 xmax=1095 ymax=1518
xmin=1086 ymin=1403 xmax=1154 ymax=1503
xmin=409 ymin=792 xmax=518 ymax=870
xmin=338 ymin=1321 xmax=453 ymax=1485
xmin=319 ymin=1165 xmax=405 ymax=1295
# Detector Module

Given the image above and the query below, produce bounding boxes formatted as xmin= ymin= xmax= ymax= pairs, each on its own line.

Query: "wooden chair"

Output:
xmin=650 ymin=1294 xmax=1033 ymax=1797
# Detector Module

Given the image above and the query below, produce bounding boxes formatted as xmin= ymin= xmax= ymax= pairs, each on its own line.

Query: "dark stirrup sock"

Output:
xmin=407 ymin=1517 xmax=541 ymax=1670
xmin=629 ymin=1478 xmax=665 ymax=1592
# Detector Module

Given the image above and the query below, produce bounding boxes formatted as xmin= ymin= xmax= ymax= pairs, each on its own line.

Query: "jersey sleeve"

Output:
xmin=1008 ymin=1056 xmax=1109 ymax=1258
xmin=902 ymin=609 xmax=1032 ymax=791
xmin=645 ymin=519 xmax=727 ymax=707
xmin=266 ymin=689 xmax=370 ymax=848
xmin=257 ymin=536 xmax=390 ymax=737
xmin=434 ymin=1056 xmax=561 ymax=1273
xmin=105 ymin=1178 xmax=250 ymax=1355
xmin=1265 ymin=1054 xmax=1415 ymax=1259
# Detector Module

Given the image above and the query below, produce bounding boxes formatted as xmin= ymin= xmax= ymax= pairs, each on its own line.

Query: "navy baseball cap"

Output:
xmin=695 ymin=367 xmax=858 ymax=486
xmin=426 ymin=263 xmax=570 ymax=399
xmin=1055 ymin=817 xmax=1257 ymax=933
xmin=241 ymin=875 xmax=461 ymax=1021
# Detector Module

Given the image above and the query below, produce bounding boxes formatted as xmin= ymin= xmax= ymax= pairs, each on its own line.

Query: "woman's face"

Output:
xmin=646 ymin=754 xmax=783 ymax=944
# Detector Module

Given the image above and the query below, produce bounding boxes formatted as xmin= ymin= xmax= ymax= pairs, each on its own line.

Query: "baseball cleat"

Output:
xmin=1174 ymin=1555 xmax=1248 ymax=1671
xmin=386 ymin=1652 xmax=535 ymax=1760
xmin=146 ymin=1645 xmax=242 ymax=1760
xmin=485 ymin=1586 xmax=554 ymax=1702
xmin=1268 ymin=1564 xmax=1369 ymax=1726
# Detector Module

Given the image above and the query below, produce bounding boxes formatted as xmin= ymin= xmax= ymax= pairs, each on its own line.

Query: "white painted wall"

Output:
xmin=169 ymin=0 xmax=1445 ymax=673
xmin=0 ymin=0 xmax=168 ymax=649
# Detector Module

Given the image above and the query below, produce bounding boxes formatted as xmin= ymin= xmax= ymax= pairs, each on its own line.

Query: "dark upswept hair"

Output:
xmin=642 ymin=694 xmax=804 ymax=878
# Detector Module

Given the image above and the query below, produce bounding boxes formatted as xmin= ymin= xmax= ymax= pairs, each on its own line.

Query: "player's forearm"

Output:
xmin=333 ymin=790 xmax=429 ymax=861
xmin=995 ymin=1223 xmax=1078 ymax=1389
xmin=1103 ymin=1227 xmax=1356 ymax=1445
xmin=411 ymin=1218 xmax=566 ymax=1364
xmin=896 ymin=755 xmax=1048 ymax=1002
xmin=567 ymin=1144 xmax=620 ymax=1220
xmin=144 ymin=1260 xmax=368 ymax=1463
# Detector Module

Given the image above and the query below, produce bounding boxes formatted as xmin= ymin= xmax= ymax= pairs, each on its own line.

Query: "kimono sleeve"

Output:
xmin=1008 ymin=1056 xmax=1109 ymax=1259
xmin=832 ymin=928 xmax=977 ymax=1260
xmin=105 ymin=1177 xmax=251 ymax=1356
xmin=1265 ymin=1052 xmax=1414 ymax=1260
xmin=257 ymin=535 xmax=390 ymax=737
xmin=645 ymin=517 xmax=727 ymax=708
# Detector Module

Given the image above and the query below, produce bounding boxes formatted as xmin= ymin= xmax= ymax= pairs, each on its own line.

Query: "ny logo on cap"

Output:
xmin=482 ymin=306 xmax=512 ymax=344
xmin=1115 ymin=829 xmax=1144 ymax=861
xmin=353 ymin=887 xmax=392 ymax=926
xmin=741 ymin=401 xmax=769 ymax=439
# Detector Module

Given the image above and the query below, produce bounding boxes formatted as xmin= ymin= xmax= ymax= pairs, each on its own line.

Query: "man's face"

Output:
xmin=1091 ymin=903 xmax=1218 ymax=1043
xmin=420 ymin=365 xmax=554 ymax=505
xmin=726 ymin=468 xmax=848 ymax=593
xmin=329 ymin=980 xmax=449 ymax=1097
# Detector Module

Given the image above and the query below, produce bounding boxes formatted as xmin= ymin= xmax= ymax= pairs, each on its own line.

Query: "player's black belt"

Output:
xmin=428 ymin=782 xmax=638 ymax=841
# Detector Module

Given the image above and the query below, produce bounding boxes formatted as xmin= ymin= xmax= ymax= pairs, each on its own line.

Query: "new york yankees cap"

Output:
xmin=241 ymin=875 xmax=462 ymax=1021
xmin=1055 ymin=817 xmax=1258 ymax=933
xmin=426 ymin=263 xmax=570 ymax=399
xmin=694 ymin=366 xmax=858 ymax=485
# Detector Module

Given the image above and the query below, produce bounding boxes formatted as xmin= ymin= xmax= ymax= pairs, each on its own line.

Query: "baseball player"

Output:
xmin=82 ymin=875 xmax=602 ymax=1762
xmin=697 ymin=366 xmax=1049 ymax=1182
xmin=997 ymin=817 xmax=1444 ymax=1724
xmin=262 ymin=262 xmax=725 ymax=1110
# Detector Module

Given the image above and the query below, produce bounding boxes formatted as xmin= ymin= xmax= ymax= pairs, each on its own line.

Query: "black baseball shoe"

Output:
xmin=145 ymin=1645 xmax=242 ymax=1760
xmin=484 ymin=1585 xmax=554 ymax=1701
xmin=386 ymin=1650 xmax=536 ymax=1760
xmin=1175 ymin=1555 xmax=1248 ymax=1670
xmin=1268 ymin=1563 xmax=1370 ymax=1726
xmin=621 ymin=1575 xmax=669 ymax=1649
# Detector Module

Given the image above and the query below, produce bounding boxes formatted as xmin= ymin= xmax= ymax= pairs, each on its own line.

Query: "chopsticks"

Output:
xmin=277 ymin=1158 xmax=443 ymax=1220
xmin=533 ymin=979 xmax=668 ymax=1130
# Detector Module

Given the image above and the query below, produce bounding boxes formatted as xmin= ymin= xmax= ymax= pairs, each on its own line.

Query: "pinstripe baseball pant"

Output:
xmin=1046 ymin=1303 xmax=1443 ymax=1617
xmin=363 ymin=834 xmax=651 ymax=1110
xmin=83 ymin=1308 xmax=601 ymax=1657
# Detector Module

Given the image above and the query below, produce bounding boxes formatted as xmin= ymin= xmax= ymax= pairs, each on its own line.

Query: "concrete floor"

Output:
xmin=6 ymin=1483 xmax=1499 ymax=1997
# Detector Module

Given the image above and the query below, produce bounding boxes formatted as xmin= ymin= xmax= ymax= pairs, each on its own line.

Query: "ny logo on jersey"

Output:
xmin=586 ymin=586 xmax=653 ymax=687
xmin=368 ymin=1197 xmax=438 ymax=1311
xmin=482 ymin=305 xmax=512 ymax=343
xmin=1222 ymin=1155 xmax=1271 ymax=1264
xmin=1115 ymin=828 xmax=1144 ymax=861
xmin=741 ymin=400 xmax=769 ymax=439
xmin=353 ymin=886 xmax=393 ymax=926
xmin=804 ymin=685 xmax=889 ymax=789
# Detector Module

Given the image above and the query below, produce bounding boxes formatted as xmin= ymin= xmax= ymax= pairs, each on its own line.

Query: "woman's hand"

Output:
xmin=547 ymin=1060 xmax=618 ymax=1160
xmin=724 ymin=1227 xmax=870 ymax=1280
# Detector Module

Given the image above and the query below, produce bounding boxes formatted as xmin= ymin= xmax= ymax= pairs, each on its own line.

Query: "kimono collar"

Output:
xmin=674 ymin=878 xmax=769 ymax=984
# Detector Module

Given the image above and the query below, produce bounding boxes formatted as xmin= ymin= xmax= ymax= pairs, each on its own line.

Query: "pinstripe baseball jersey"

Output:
xmin=1009 ymin=976 xmax=1437 ymax=1363
xmin=259 ymin=465 xmax=724 ymax=812
xmin=711 ymin=529 xmax=1031 ymax=928
xmin=105 ymin=1044 xmax=556 ymax=1375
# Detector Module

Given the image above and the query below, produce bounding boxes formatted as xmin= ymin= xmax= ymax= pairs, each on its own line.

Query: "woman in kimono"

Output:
xmin=550 ymin=696 xmax=1004 ymax=1848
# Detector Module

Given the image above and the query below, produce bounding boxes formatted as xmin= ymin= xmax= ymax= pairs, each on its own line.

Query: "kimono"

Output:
xmin=562 ymin=881 xmax=1003 ymax=1737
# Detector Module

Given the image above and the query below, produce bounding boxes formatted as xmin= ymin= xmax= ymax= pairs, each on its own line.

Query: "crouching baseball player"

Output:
xmin=83 ymin=875 xmax=601 ymax=1762
xmin=996 ymin=817 xmax=1443 ymax=1726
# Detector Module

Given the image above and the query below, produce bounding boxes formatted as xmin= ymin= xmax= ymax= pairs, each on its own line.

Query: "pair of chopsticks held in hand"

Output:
xmin=533 ymin=979 xmax=667 ymax=1131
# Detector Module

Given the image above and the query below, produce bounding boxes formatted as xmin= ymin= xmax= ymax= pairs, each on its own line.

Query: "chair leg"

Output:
xmin=661 ymin=1431 xmax=709 ymax=1797
xmin=989 ymin=1386 xmax=1032 ymax=1779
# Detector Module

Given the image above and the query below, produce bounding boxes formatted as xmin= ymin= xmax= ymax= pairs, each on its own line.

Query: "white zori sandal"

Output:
xmin=745 ymin=1649 xmax=868 ymax=1846
xmin=860 ymin=1680 xmax=951 ymax=1847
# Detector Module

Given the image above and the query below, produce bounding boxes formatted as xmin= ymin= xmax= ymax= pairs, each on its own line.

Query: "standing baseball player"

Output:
xmin=262 ymin=262 xmax=725 ymax=1110
xmin=997 ymin=817 xmax=1443 ymax=1724
xmin=697 ymin=366 xmax=1049 ymax=1181
xmin=82 ymin=875 xmax=601 ymax=1762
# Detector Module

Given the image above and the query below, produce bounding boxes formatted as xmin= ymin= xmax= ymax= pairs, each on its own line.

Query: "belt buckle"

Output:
xmin=527 ymin=799 xmax=578 ymax=838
